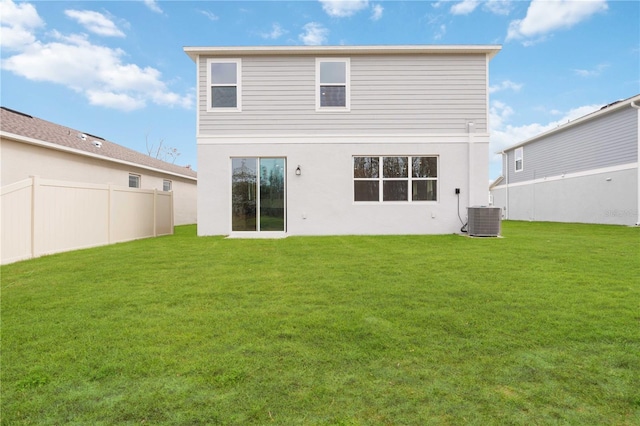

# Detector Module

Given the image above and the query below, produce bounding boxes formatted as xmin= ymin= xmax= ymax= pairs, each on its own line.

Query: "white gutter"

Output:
xmin=184 ymin=44 xmax=502 ymax=62
xmin=630 ymin=101 xmax=640 ymax=226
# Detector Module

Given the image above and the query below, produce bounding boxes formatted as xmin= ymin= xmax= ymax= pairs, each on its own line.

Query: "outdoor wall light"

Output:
xmin=295 ymin=165 xmax=301 ymax=176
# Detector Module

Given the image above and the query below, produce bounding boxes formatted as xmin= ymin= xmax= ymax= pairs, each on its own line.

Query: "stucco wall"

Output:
xmin=197 ymin=135 xmax=489 ymax=236
xmin=490 ymin=167 xmax=638 ymax=225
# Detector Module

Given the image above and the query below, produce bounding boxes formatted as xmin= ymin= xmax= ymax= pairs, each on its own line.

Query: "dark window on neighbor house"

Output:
xmin=515 ymin=147 xmax=523 ymax=172
xmin=163 ymin=180 xmax=172 ymax=191
xmin=129 ymin=174 xmax=141 ymax=188
xmin=354 ymin=156 xmax=437 ymax=202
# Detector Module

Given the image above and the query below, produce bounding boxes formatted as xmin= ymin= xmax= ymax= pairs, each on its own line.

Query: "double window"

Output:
xmin=354 ymin=156 xmax=438 ymax=202
xmin=316 ymin=58 xmax=350 ymax=111
xmin=208 ymin=59 xmax=241 ymax=111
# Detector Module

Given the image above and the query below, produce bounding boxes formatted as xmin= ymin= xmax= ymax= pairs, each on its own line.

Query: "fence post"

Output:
xmin=170 ymin=190 xmax=174 ymax=234
xmin=108 ymin=183 xmax=113 ymax=244
xmin=30 ymin=175 xmax=39 ymax=260
xmin=153 ymin=189 xmax=158 ymax=237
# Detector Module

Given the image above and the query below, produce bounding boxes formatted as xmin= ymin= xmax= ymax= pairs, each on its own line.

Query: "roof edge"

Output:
xmin=0 ymin=131 xmax=197 ymax=181
xmin=183 ymin=44 xmax=502 ymax=62
xmin=499 ymin=93 xmax=640 ymax=153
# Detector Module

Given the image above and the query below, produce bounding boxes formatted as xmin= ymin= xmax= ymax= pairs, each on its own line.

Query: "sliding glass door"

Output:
xmin=231 ymin=158 xmax=285 ymax=232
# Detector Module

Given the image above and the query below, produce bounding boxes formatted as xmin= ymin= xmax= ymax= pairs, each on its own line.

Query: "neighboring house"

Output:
xmin=184 ymin=45 xmax=501 ymax=236
xmin=0 ymin=107 xmax=197 ymax=225
xmin=490 ymin=94 xmax=639 ymax=226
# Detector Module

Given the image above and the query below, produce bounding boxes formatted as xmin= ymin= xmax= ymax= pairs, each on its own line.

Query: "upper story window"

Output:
xmin=129 ymin=173 xmax=141 ymax=188
xmin=515 ymin=147 xmax=523 ymax=172
xmin=208 ymin=59 xmax=241 ymax=111
xmin=316 ymin=58 xmax=350 ymax=111
xmin=354 ymin=156 xmax=438 ymax=202
xmin=163 ymin=180 xmax=172 ymax=192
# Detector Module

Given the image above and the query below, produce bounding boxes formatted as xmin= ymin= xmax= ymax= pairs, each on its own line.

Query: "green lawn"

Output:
xmin=1 ymin=222 xmax=639 ymax=425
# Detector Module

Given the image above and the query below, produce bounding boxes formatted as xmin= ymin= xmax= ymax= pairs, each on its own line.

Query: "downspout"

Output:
xmin=631 ymin=101 xmax=640 ymax=226
xmin=502 ymin=150 xmax=509 ymax=219
xmin=468 ymin=121 xmax=475 ymax=210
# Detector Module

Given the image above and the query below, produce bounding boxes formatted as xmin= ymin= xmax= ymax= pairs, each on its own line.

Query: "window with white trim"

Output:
xmin=208 ymin=59 xmax=241 ymax=111
xmin=317 ymin=58 xmax=350 ymax=110
xmin=163 ymin=179 xmax=172 ymax=192
xmin=129 ymin=173 xmax=141 ymax=188
xmin=515 ymin=147 xmax=523 ymax=172
xmin=353 ymin=156 xmax=438 ymax=202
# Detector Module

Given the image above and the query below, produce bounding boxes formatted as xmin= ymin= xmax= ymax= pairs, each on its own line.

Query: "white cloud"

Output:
xmin=434 ymin=24 xmax=447 ymax=40
xmin=1 ymin=27 xmax=192 ymax=111
xmin=574 ymin=63 xmax=609 ymax=78
xmin=489 ymin=79 xmax=523 ymax=94
xmin=483 ymin=0 xmax=512 ymax=16
xmin=299 ymin=22 xmax=328 ymax=45
xmin=450 ymin=0 xmax=480 ymax=15
xmin=261 ymin=23 xmax=287 ymax=40
xmin=64 ymin=10 xmax=125 ymax=37
xmin=0 ymin=0 xmax=44 ymax=50
xmin=199 ymin=10 xmax=219 ymax=21
xmin=319 ymin=0 xmax=369 ymax=18
xmin=371 ymin=4 xmax=384 ymax=21
xmin=143 ymin=0 xmax=163 ymax=14
xmin=86 ymin=90 xmax=145 ymax=111
xmin=507 ymin=0 xmax=608 ymax=43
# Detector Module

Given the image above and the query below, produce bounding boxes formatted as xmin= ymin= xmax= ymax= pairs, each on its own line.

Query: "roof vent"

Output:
xmin=78 ymin=133 xmax=87 ymax=141
xmin=92 ymin=141 xmax=102 ymax=148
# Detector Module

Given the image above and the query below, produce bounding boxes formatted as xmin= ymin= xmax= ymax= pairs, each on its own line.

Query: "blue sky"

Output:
xmin=1 ymin=0 xmax=638 ymax=179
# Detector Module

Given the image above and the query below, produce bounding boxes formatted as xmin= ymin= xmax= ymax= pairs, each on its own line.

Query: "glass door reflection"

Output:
xmin=232 ymin=157 xmax=286 ymax=232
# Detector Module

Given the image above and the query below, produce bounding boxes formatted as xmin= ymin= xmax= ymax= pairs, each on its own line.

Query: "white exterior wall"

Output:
xmin=1 ymin=138 xmax=197 ymax=225
xmin=197 ymin=134 xmax=489 ymax=236
xmin=490 ymin=165 xmax=637 ymax=225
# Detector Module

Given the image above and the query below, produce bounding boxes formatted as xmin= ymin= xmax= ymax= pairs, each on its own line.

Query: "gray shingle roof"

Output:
xmin=0 ymin=107 xmax=196 ymax=179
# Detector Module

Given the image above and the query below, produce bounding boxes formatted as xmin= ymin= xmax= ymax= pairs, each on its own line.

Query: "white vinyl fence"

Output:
xmin=1 ymin=176 xmax=173 ymax=265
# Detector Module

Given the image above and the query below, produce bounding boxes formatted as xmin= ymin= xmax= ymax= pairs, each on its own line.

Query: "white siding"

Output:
xmin=198 ymin=54 xmax=489 ymax=136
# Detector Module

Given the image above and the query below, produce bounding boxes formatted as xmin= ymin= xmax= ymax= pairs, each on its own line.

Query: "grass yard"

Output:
xmin=1 ymin=221 xmax=639 ymax=425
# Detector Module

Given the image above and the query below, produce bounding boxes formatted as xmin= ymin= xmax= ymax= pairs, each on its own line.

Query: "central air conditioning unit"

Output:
xmin=467 ymin=206 xmax=501 ymax=237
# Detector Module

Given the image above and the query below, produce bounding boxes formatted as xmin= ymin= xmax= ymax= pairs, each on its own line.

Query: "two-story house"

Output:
xmin=184 ymin=45 xmax=501 ymax=236
xmin=490 ymin=94 xmax=639 ymax=226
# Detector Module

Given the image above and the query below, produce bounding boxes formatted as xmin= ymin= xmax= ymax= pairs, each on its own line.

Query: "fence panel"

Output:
xmin=1 ymin=180 xmax=33 ymax=264
xmin=110 ymin=187 xmax=156 ymax=243
xmin=36 ymin=179 xmax=110 ymax=256
xmin=1 ymin=177 xmax=173 ymax=265
xmin=156 ymin=191 xmax=174 ymax=236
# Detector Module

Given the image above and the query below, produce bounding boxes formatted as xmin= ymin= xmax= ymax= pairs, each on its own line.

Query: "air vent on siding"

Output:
xmin=467 ymin=207 xmax=501 ymax=237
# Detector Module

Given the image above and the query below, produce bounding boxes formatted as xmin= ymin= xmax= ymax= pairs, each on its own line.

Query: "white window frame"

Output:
xmin=316 ymin=58 xmax=350 ymax=112
xmin=129 ymin=173 xmax=141 ymax=188
xmin=514 ymin=147 xmax=523 ymax=172
xmin=163 ymin=179 xmax=172 ymax=192
xmin=207 ymin=58 xmax=242 ymax=112
xmin=353 ymin=156 xmax=438 ymax=203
